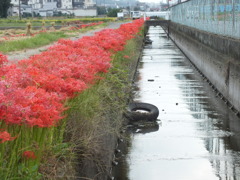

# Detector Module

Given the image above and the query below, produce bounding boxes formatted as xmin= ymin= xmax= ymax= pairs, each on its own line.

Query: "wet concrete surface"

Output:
xmin=113 ymin=26 xmax=240 ymax=180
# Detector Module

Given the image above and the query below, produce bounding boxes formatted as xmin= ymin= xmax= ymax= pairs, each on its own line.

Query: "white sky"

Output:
xmin=138 ymin=0 xmax=167 ymax=3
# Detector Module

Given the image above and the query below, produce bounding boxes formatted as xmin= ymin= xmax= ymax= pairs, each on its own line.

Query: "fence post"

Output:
xmin=232 ymin=0 xmax=235 ymax=36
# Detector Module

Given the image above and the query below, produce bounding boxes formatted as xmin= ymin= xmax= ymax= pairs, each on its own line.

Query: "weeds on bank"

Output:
xmin=64 ymin=29 xmax=144 ymax=178
xmin=0 ymin=19 xmax=145 ymax=179
xmin=0 ymin=32 xmax=68 ymax=53
xmin=0 ymin=17 xmax=116 ymax=27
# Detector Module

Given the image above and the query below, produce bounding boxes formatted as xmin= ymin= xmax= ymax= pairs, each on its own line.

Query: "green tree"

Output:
xmin=134 ymin=7 xmax=141 ymax=11
xmin=107 ymin=8 xmax=121 ymax=17
xmin=97 ymin=6 xmax=107 ymax=15
xmin=0 ymin=0 xmax=11 ymax=18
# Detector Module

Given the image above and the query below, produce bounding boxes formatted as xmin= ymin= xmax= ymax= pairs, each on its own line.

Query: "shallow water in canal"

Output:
xmin=113 ymin=26 xmax=240 ymax=180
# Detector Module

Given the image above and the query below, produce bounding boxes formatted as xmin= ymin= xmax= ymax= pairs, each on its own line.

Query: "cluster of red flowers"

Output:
xmin=0 ymin=33 xmax=28 ymax=42
xmin=22 ymin=150 xmax=37 ymax=160
xmin=0 ymin=32 xmax=39 ymax=42
xmin=8 ymin=33 xmax=27 ymax=39
xmin=0 ymin=19 xmax=144 ymax=142
xmin=0 ymin=131 xmax=16 ymax=143
xmin=69 ymin=21 xmax=104 ymax=30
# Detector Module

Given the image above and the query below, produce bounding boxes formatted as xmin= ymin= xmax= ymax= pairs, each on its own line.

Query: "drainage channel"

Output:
xmin=112 ymin=26 xmax=240 ymax=180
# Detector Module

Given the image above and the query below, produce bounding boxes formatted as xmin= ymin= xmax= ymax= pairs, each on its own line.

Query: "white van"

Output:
xmin=131 ymin=11 xmax=141 ymax=19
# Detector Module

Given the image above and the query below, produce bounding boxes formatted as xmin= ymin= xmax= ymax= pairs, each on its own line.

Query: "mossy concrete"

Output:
xmin=169 ymin=22 xmax=240 ymax=112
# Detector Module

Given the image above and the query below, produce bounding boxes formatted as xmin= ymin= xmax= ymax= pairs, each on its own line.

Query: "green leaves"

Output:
xmin=0 ymin=0 xmax=11 ymax=18
xmin=18 ymin=164 xmax=42 ymax=179
xmin=0 ymin=18 xmax=145 ymax=178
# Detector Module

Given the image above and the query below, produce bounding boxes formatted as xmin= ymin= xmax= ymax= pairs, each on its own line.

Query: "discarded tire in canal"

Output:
xmin=125 ymin=102 xmax=159 ymax=121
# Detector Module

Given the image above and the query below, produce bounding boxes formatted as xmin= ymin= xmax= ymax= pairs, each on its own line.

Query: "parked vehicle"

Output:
xmin=131 ymin=11 xmax=141 ymax=19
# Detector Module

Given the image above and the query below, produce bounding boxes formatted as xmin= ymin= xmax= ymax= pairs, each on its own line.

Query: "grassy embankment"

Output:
xmin=0 ymin=17 xmax=116 ymax=27
xmin=0 ymin=18 xmax=115 ymax=53
xmin=0 ymin=18 xmax=145 ymax=178
xmin=40 ymin=26 xmax=145 ymax=179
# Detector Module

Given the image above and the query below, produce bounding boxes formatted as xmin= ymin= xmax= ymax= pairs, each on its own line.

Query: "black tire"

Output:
xmin=125 ymin=102 xmax=159 ymax=121
xmin=145 ymin=39 xmax=152 ymax=44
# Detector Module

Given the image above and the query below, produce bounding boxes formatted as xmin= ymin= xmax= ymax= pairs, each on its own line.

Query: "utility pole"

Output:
xmin=128 ymin=1 xmax=130 ymax=18
xmin=96 ymin=0 xmax=98 ymax=16
xmin=104 ymin=0 xmax=106 ymax=14
xmin=19 ymin=0 xmax=22 ymax=20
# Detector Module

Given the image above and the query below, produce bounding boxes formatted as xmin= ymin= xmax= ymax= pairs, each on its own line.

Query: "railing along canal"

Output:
xmin=112 ymin=23 xmax=240 ymax=180
xmin=170 ymin=0 xmax=240 ymax=39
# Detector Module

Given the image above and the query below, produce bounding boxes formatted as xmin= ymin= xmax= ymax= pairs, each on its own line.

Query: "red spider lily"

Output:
xmin=0 ymin=85 xmax=65 ymax=127
xmin=0 ymin=19 xmax=145 ymax=128
xmin=10 ymin=34 xmax=26 ymax=37
xmin=0 ymin=131 xmax=16 ymax=143
xmin=0 ymin=53 xmax=7 ymax=67
xmin=69 ymin=21 xmax=103 ymax=30
xmin=22 ymin=151 xmax=37 ymax=160
xmin=1 ymin=33 xmax=30 ymax=42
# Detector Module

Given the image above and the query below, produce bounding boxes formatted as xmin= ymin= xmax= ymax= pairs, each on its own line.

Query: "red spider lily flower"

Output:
xmin=0 ymin=19 xmax=145 ymax=128
xmin=22 ymin=151 xmax=37 ymax=160
xmin=124 ymin=55 xmax=130 ymax=59
xmin=0 ymin=131 xmax=16 ymax=143
xmin=0 ymin=53 xmax=8 ymax=66
xmin=69 ymin=22 xmax=103 ymax=31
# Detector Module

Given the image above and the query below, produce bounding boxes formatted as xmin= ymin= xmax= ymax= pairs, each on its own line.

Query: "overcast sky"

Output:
xmin=138 ymin=0 xmax=167 ymax=3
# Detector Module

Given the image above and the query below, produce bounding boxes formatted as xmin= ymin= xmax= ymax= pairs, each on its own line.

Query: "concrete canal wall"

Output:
xmin=168 ymin=22 xmax=240 ymax=112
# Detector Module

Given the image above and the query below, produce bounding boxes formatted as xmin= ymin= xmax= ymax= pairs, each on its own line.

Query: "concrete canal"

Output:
xmin=113 ymin=26 xmax=240 ymax=180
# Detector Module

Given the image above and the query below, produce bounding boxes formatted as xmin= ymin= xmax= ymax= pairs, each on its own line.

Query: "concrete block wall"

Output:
xmin=169 ymin=22 xmax=240 ymax=111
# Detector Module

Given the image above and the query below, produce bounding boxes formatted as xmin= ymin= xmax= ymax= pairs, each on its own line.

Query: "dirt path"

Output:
xmin=7 ymin=21 xmax=130 ymax=62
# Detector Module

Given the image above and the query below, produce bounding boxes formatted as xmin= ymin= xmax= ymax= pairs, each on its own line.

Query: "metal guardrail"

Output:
xmin=170 ymin=0 xmax=240 ymax=39
xmin=145 ymin=20 xmax=170 ymax=37
xmin=145 ymin=20 xmax=170 ymax=26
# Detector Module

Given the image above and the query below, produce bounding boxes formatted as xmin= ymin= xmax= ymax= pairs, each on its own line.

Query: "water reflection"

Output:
xmin=113 ymin=26 xmax=240 ymax=180
xmin=127 ymin=121 xmax=160 ymax=134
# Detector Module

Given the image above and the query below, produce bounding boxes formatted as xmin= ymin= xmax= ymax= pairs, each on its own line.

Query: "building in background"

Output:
xmin=84 ymin=0 xmax=95 ymax=8
xmin=9 ymin=0 xmax=97 ymax=17
xmin=72 ymin=0 xmax=84 ymax=8
xmin=9 ymin=0 xmax=171 ymax=17
xmin=27 ymin=0 xmax=42 ymax=9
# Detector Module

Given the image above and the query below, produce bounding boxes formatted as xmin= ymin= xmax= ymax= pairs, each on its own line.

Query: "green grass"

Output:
xmin=0 ymin=32 xmax=69 ymax=53
xmin=0 ymin=20 xmax=144 ymax=179
xmin=0 ymin=22 xmax=57 ymax=27
xmin=0 ymin=22 xmax=109 ymax=53
xmin=0 ymin=17 xmax=116 ymax=27
xmin=73 ymin=21 xmax=109 ymax=33
xmin=56 ymin=29 xmax=144 ymax=179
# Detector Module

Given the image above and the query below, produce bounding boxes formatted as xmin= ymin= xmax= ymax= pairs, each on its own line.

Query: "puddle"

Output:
xmin=113 ymin=26 xmax=240 ymax=180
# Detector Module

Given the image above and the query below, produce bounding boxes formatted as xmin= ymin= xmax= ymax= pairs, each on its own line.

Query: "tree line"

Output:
xmin=0 ymin=0 xmax=11 ymax=18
